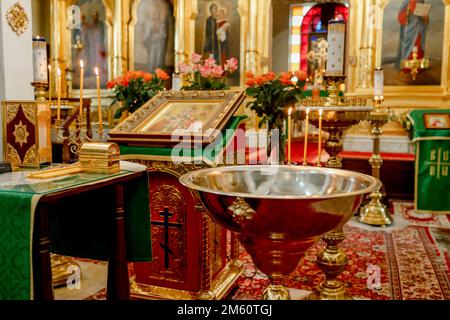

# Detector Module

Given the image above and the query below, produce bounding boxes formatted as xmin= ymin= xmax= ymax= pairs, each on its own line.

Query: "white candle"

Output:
xmin=326 ymin=19 xmax=346 ymax=76
xmin=94 ymin=67 xmax=102 ymax=128
xmin=79 ymin=60 xmax=84 ymax=117
xmin=48 ymin=64 xmax=52 ymax=102
xmin=374 ymin=68 xmax=384 ymax=98
xmin=57 ymin=67 xmax=62 ymax=121
xmin=32 ymin=36 xmax=48 ymax=83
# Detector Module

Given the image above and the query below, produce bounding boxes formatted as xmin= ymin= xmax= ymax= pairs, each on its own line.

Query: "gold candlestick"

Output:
xmin=359 ymin=96 xmax=392 ymax=226
xmin=287 ymin=107 xmax=292 ymax=165
xmin=303 ymin=108 xmax=310 ymax=165
xmin=317 ymin=109 xmax=323 ymax=167
xmin=79 ymin=60 xmax=84 ymax=118
xmin=56 ymin=67 xmax=62 ymax=123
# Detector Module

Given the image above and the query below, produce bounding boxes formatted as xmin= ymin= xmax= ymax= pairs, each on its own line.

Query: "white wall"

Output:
xmin=0 ymin=0 xmax=34 ymax=160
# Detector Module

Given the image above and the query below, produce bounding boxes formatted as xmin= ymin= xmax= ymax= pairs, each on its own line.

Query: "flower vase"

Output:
xmin=266 ymin=125 xmax=286 ymax=164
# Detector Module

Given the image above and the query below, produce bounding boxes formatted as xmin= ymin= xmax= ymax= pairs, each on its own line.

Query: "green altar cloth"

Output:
xmin=408 ymin=109 xmax=450 ymax=213
xmin=120 ymin=116 xmax=246 ymax=164
xmin=0 ymin=168 xmax=151 ymax=300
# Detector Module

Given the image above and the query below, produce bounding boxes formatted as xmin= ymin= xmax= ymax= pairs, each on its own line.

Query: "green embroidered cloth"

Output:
xmin=120 ymin=116 xmax=246 ymax=164
xmin=408 ymin=109 xmax=450 ymax=213
xmin=0 ymin=168 xmax=151 ymax=300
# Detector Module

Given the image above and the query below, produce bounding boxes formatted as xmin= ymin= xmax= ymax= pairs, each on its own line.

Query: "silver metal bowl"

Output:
xmin=180 ymin=165 xmax=380 ymax=293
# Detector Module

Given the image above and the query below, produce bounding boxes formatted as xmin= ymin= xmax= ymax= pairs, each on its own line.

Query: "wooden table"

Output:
xmin=33 ymin=171 xmax=145 ymax=300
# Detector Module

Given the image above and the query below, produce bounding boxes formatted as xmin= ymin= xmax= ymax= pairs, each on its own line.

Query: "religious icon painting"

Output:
xmin=70 ymin=0 xmax=110 ymax=89
xmin=381 ymin=0 xmax=444 ymax=86
xmin=108 ymin=90 xmax=245 ymax=147
xmin=195 ymin=0 xmax=241 ymax=86
xmin=131 ymin=0 xmax=175 ymax=74
xmin=423 ymin=113 xmax=450 ymax=130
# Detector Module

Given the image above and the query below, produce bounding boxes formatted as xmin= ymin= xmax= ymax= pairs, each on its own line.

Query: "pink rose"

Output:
xmin=212 ymin=66 xmax=224 ymax=78
xmin=200 ymin=65 xmax=213 ymax=78
xmin=179 ymin=63 xmax=189 ymax=74
xmin=204 ymin=57 xmax=217 ymax=68
xmin=224 ymin=57 xmax=238 ymax=73
xmin=191 ymin=63 xmax=199 ymax=73
xmin=191 ymin=53 xmax=202 ymax=64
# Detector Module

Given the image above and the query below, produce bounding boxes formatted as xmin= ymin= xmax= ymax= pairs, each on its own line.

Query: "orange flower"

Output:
xmin=255 ymin=75 xmax=268 ymax=86
xmin=294 ymin=70 xmax=307 ymax=82
xmin=280 ymin=71 xmax=293 ymax=80
xmin=280 ymin=78 xmax=293 ymax=86
xmin=245 ymin=78 xmax=255 ymax=87
xmin=143 ymin=73 xmax=153 ymax=82
xmin=246 ymin=71 xmax=254 ymax=79
xmin=156 ymin=68 xmax=170 ymax=81
xmin=106 ymin=80 xmax=116 ymax=89
xmin=266 ymin=72 xmax=276 ymax=81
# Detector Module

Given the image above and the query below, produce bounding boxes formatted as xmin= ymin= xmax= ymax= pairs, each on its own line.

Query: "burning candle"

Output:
xmin=57 ymin=67 xmax=62 ymax=122
xmin=317 ymin=109 xmax=323 ymax=167
xmin=94 ymin=67 xmax=102 ymax=128
xmin=303 ymin=108 xmax=310 ymax=165
xmin=79 ymin=60 xmax=84 ymax=117
xmin=288 ymin=107 xmax=293 ymax=165
xmin=48 ymin=64 xmax=52 ymax=103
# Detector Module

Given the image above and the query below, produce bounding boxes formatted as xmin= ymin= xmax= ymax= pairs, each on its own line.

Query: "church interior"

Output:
xmin=0 ymin=0 xmax=449 ymax=302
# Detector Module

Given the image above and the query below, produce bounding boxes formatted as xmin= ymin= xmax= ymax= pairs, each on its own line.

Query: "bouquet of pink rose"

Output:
xmin=179 ymin=53 xmax=238 ymax=90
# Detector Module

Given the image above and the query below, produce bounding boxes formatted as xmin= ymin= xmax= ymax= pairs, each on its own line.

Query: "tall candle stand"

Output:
xmin=297 ymin=75 xmax=374 ymax=300
xmin=359 ymin=97 xmax=393 ymax=226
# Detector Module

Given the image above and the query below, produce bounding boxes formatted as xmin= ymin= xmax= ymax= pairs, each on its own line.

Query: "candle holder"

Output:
xmin=359 ymin=97 xmax=393 ymax=227
xmin=54 ymin=114 xmax=94 ymax=156
xmin=298 ymin=75 xmax=373 ymax=168
xmin=297 ymin=76 xmax=374 ymax=300
xmin=31 ymin=82 xmax=48 ymax=102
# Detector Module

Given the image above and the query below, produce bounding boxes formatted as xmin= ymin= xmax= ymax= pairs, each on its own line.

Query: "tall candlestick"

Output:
xmin=57 ymin=67 xmax=62 ymax=122
xmin=32 ymin=36 xmax=48 ymax=83
xmin=374 ymin=67 xmax=384 ymax=99
xmin=94 ymin=67 xmax=103 ymax=129
xmin=79 ymin=60 xmax=84 ymax=118
xmin=326 ymin=19 xmax=346 ymax=76
xmin=303 ymin=108 xmax=310 ymax=165
xmin=317 ymin=109 xmax=323 ymax=167
xmin=48 ymin=64 xmax=52 ymax=103
xmin=288 ymin=107 xmax=292 ymax=165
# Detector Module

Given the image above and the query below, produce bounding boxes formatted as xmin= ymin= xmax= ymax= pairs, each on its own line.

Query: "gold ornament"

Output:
xmin=5 ymin=2 xmax=29 ymax=36
xmin=13 ymin=121 xmax=30 ymax=147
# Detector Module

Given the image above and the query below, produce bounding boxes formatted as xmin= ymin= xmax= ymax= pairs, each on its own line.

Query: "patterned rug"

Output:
xmin=82 ymin=201 xmax=450 ymax=300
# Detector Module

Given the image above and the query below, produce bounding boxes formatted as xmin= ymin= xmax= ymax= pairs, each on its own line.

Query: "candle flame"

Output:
xmin=306 ymin=108 xmax=310 ymax=115
xmin=80 ymin=60 xmax=84 ymax=68
xmin=319 ymin=108 xmax=323 ymax=116
xmin=57 ymin=67 xmax=61 ymax=76
xmin=48 ymin=64 xmax=52 ymax=71
xmin=288 ymin=107 xmax=292 ymax=116
xmin=94 ymin=67 xmax=99 ymax=76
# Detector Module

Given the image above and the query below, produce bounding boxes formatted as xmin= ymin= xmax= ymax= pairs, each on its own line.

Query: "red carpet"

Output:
xmin=85 ymin=201 xmax=450 ymax=300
